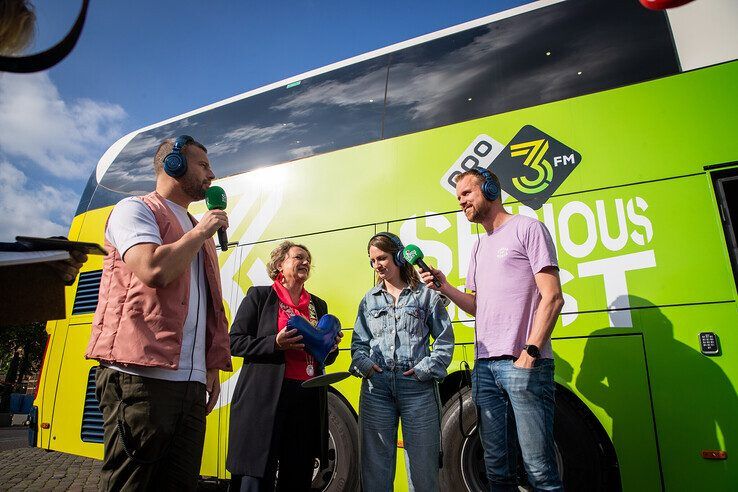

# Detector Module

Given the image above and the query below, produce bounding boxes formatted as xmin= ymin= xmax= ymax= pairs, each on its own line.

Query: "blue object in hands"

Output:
xmin=286 ymin=314 xmax=341 ymax=369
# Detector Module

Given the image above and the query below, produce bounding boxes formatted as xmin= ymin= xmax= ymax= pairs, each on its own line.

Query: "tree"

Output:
xmin=0 ymin=322 xmax=47 ymax=389
xmin=0 ymin=322 xmax=46 ymax=413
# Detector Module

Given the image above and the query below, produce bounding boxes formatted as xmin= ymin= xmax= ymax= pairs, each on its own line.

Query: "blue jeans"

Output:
xmin=359 ymin=369 xmax=440 ymax=492
xmin=472 ymin=358 xmax=562 ymax=492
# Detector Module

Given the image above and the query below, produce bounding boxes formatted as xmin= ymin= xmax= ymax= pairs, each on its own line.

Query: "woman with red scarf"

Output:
xmin=227 ymin=241 xmax=342 ymax=491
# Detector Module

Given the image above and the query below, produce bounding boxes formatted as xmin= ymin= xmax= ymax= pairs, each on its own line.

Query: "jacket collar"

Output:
xmin=369 ymin=281 xmax=419 ymax=296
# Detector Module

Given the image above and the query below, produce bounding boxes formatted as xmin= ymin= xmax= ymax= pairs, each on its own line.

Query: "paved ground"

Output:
xmin=0 ymin=427 xmax=27 ymax=453
xmin=0 ymin=428 xmax=227 ymax=491
xmin=0 ymin=446 xmax=101 ymax=491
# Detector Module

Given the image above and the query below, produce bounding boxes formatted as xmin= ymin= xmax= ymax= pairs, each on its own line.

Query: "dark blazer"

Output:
xmin=226 ymin=285 xmax=339 ymax=476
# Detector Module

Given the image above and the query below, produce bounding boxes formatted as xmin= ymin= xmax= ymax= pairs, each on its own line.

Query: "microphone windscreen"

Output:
xmin=205 ymin=186 xmax=227 ymax=210
xmin=402 ymin=244 xmax=424 ymax=266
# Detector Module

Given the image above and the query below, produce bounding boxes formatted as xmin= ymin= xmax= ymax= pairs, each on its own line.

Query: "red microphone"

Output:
xmin=639 ymin=0 xmax=696 ymax=10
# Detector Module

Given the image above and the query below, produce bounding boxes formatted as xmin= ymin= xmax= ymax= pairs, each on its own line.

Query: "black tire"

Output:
xmin=439 ymin=386 xmax=620 ymax=492
xmin=553 ymin=388 xmax=621 ymax=492
xmin=312 ymin=392 xmax=360 ymax=492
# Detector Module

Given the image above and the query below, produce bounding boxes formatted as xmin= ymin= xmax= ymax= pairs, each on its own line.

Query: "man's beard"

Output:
xmin=469 ymin=201 xmax=492 ymax=223
xmin=181 ymin=175 xmax=206 ymax=201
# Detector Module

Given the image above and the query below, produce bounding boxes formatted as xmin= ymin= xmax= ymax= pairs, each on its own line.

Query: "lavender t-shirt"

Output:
xmin=466 ymin=214 xmax=558 ymax=360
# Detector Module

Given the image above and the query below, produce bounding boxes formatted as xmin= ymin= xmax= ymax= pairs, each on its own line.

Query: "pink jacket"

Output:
xmin=85 ymin=191 xmax=232 ymax=372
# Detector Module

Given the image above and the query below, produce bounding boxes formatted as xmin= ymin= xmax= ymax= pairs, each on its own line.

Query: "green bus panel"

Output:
xmin=634 ymin=302 xmax=738 ymax=490
xmin=506 ymin=174 xmax=736 ymax=311
xmin=554 ymin=334 xmax=661 ymax=491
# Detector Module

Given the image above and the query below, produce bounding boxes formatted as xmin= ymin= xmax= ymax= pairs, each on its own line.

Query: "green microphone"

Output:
xmin=205 ymin=186 xmax=228 ymax=251
xmin=402 ymin=244 xmax=441 ymax=288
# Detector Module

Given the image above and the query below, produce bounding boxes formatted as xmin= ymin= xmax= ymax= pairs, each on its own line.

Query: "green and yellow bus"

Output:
xmin=31 ymin=0 xmax=738 ymax=489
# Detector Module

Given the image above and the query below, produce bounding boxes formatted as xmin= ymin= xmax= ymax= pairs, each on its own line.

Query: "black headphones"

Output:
xmin=368 ymin=232 xmax=406 ymax=267
xmin=476 ymin=167 xmax=501 ymax=201
xmin=163 ymin=135 xmax=195 ymax=178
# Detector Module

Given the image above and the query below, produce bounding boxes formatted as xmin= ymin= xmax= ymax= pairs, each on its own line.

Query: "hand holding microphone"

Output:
xmin=402 ymin=244 xmax=442 ymax=288
xmin=204 ymin=186 xmax=229 ymax=251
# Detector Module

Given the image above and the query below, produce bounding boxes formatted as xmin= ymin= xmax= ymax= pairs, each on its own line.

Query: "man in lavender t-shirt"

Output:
xmin=466 ymin=213 xmax=558 ymax=360
xmin=420 ymin=168 xmax=564 ymax=491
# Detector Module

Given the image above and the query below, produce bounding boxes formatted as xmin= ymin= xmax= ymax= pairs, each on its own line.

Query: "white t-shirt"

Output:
xmin=103 ymin=196 xmax=207 ymax=384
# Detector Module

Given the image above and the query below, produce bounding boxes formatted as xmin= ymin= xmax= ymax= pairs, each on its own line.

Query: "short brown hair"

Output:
xmin=267 ymin=241 xmax=312 ymax=280
xmin=455 ymin=168 xmax=501 ymax=200
xmin=153 ymin=137 xmax=207 ymax=175
xmin=0 ymin=0 xmax=36 ymax=55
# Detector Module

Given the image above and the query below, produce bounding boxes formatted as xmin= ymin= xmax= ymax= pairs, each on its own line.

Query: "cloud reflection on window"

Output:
xmin=84 ymin=0 xmax=677 ymax=213
xmin=383 ymin=0 xmax=678 ymax=138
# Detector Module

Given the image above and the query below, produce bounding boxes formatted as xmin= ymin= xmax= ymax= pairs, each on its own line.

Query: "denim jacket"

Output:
xmin=350 ymin=281 xmax=454 ymax=381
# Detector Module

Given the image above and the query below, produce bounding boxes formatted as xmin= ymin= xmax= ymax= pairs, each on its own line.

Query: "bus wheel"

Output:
xmin=439 ymin=386 xmax=620 ymax=492
xmin=312 ymin=391 xmax=360 ymax=492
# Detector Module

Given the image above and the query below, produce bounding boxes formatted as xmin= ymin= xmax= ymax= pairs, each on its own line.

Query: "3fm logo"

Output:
xmin=441 ymin=125 xmax=581 ymax=209
xmin=496 ymin=125 xmax=581 ymax=208
xmin=510 ymin=139 xmax=552 ymax=194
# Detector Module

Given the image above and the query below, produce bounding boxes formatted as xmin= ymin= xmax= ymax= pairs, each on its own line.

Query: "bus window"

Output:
xmin=382 ymin=0 xmax=680 ymax=139
xmin=74 ymin=173 xmax=98 ymax=217
xmin=712 ymin=167 xmax=738 ymax=286
xmin=86 ymin=56 xmax=388 ymax=212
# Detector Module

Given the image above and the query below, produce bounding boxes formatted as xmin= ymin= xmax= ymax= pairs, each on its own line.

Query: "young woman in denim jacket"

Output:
xmin=350 ymin=232 xmax=454 ymax=492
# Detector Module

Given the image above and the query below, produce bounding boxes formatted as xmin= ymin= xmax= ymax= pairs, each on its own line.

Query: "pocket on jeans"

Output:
xmin=511 ymin=360 xmax=546 ymax=374
xmin=94 ymin=366 xmax=107 ymax=404
xmin=512 ymin=362 xmax=539 ymax=371
xmin=118 ymin=375 xmax=154 ymax=425
xmin=511 ymin=360 xmax=554 ymax=389
xmin=401 ymin=370 xmax=422 ymax=382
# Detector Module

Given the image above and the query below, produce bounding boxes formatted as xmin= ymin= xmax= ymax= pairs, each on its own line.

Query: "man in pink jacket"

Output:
xmin=86 ymin=135 xmax=232 ymax=491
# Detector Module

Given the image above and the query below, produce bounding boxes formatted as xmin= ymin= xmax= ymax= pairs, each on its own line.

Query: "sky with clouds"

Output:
xmin=0 ymin=0 xmax=527 ymax=241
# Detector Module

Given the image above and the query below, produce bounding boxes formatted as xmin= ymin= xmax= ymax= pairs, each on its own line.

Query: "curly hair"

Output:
xmin=266 ymin=241 xmax=312 ymax=280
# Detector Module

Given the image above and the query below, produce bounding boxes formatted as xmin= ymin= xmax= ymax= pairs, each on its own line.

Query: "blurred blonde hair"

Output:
xmin=0 ymin=0 xmax=36 ymax=56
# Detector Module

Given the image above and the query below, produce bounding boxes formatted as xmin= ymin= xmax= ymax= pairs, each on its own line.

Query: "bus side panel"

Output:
xmin=35 ymin=212 xmax=91 ymax=449
xmin=217 ymin=246 xmax=243 ymax=479
xmin=51 ymin=323 xmax=103 ymax=459
xmin=638 ymin=303 xmax=738 ymax=489
xmin=44 ymin=211 xmax=107 ymax=456
xmin=35 ymin=320 xmax=63 ymax=450
xmin=558 ymin=334 xmax=661 ymax=491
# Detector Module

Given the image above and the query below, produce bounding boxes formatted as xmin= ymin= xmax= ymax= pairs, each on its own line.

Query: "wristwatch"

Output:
xmin=523 ymin=344 xmax=540 ymax=358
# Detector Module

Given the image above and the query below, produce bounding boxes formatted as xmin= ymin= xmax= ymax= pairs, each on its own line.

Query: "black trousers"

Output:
xmin=231 ymin=379 xmax=320 ymax=492
xmin=95 ymin=366 xmax=207 ymax=492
